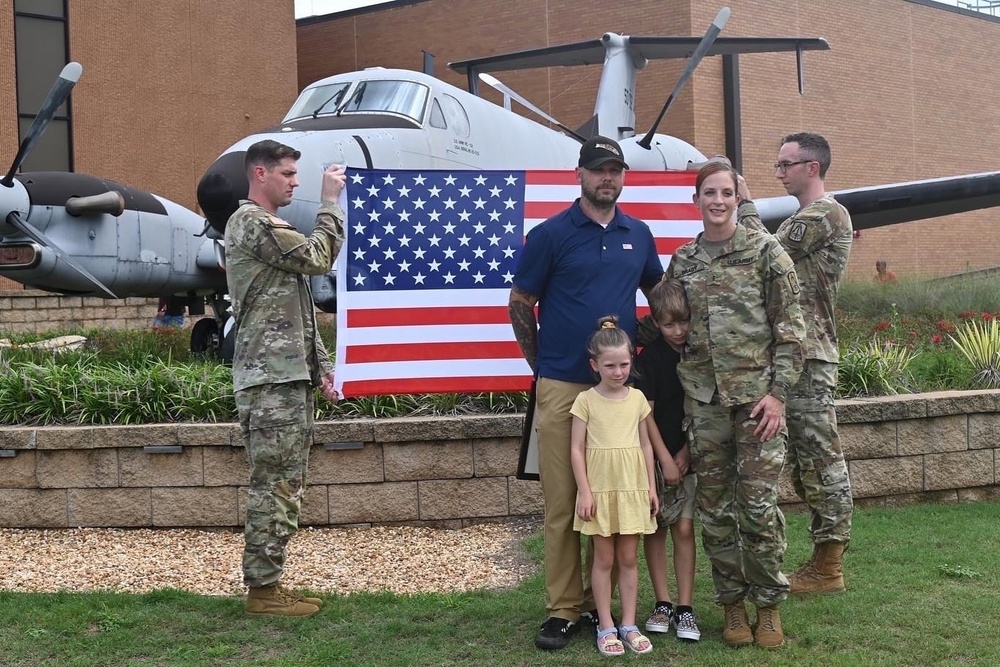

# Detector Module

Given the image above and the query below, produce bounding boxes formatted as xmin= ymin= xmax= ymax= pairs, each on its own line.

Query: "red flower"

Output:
xmin=959 ymin=311 xmax=976 ymax=320
xmin=932 ymin=334 xmax=943 ymax=344
xmin=874 ymin=321 xmax=890 ymax=332
xmin=936 ymin=320 xmax=956 ymax=333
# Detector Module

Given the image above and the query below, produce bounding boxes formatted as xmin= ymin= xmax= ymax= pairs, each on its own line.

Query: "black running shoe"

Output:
xmin=535 ymin=616 xmax=579 ymax=650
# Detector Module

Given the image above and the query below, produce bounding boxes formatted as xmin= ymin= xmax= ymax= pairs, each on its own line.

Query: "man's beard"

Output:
xmin=582 ymin=182 xmax=620 ymax=210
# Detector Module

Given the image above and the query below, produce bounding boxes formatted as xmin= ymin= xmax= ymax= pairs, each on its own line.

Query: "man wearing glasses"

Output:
xmin=737 ymin=132 xmax=854 ymax=596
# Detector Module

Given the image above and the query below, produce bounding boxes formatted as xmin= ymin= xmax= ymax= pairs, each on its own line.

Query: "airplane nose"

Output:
xmin=197 ymin=151 xmax=247 ymax=234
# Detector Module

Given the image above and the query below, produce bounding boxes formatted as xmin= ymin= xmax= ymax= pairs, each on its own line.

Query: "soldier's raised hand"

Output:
xmin=320 ymin=164 xmax=347 ymax=203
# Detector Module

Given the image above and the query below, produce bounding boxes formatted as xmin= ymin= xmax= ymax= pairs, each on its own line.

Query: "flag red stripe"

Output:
xmin=346 ymin=305 xmax=511 ymax=327
xmin=346 ymin=341 xmax=523 ymax=363
xmin=346 ymin=305 xmax=651 ymax=333
xmin=525 ymin=201 xmax=699 ymax=220
xmin=656 ymin=237 xmax=689 ymax=255
xmin=525 ymin=170 xmax=699 ymax=186
xmin=342 ymin=376 xmax=533 ymax=395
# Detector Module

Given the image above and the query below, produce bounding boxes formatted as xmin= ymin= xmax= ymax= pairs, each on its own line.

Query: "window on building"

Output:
xmin=14 ymin=0 xmax=72 ymax=172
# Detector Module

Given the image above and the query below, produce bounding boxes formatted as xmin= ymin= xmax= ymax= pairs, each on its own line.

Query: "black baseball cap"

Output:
xmin=578 ymin=135 xmax=629 ymax=170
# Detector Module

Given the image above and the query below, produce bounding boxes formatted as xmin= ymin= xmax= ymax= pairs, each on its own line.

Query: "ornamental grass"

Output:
xmin=1 ymin=274 xmax=999 ymax=423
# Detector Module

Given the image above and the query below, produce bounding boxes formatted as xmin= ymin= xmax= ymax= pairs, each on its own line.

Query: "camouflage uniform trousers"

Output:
xmin=686 ymin=395 xmax=789 ymax=608
xmin=786 ymin=359 xmax=853 ymax=545
xmin=235 ymin=380 xmax=314 ymax=588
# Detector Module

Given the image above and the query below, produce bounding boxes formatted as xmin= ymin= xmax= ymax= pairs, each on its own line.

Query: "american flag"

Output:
xmin=333 ymin=168 xmax=700 ymax=398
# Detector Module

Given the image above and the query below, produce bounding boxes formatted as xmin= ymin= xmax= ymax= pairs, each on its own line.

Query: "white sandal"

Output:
xmin=596 ymin=626 xmax=624 ymax=656
xmin=619 ymin=624 xmax=653 ymax=654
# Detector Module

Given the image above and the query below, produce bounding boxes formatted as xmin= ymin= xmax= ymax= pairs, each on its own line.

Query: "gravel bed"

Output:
xmin=0 ymin=519 xmax=540 ymax=597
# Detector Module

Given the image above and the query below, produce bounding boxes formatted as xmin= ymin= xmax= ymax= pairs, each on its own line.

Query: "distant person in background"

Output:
xmin=875 ymin=260 xmax=897 ymax=284
xmin=152 ymin=296 xmax=186 ymax=328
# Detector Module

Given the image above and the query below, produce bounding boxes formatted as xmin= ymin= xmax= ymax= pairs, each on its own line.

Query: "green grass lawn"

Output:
xmin=2 ymin=502 xmax=999 ymax=666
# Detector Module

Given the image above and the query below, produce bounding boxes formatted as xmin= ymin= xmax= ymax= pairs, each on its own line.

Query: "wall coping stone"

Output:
xmin=3 ymin=389 xmax=1000 ymax=450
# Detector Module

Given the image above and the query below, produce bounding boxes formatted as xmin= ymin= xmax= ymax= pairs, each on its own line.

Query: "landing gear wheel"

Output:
xmin=219 ymin=315 xmax=236 ymax=366
xmin=190 ymin=317 xmax=220 ymax=357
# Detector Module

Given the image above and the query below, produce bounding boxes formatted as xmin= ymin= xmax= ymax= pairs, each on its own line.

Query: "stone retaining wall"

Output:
xmin=0 ymin=290 xmax=163 ymax=333
xmin=1 ymin=390 xmax=999 ymax=529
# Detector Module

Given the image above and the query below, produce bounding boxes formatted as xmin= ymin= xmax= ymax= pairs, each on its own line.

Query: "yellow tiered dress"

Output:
xmin=571 ymin=387 xmax=657 ymax=537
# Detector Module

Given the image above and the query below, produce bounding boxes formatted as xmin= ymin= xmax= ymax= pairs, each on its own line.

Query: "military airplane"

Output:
xmin=4 ymin=8 xmax=1000 ymax=359
xmin=196 ymin=8 xmax=835 ymax=316
xmin=0 ymin=63 xmax=229 ymax=351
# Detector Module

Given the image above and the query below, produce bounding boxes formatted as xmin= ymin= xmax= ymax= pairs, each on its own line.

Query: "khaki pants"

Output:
xmin=535 ymin=377 xmax=593 ymax=621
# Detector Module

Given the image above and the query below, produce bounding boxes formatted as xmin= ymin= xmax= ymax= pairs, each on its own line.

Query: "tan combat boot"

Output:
xmin=722 ymin=601 xmax=753 ymax=648
xmin=787 ymin=545 xmax=819 ymax=583
xmin=274 ymin=584 xmax=323 ymax=608
xmin=246 ymin=584 xmax=320 ymax=617
xmin=789 ymin=542 xmax=846 ymax=595
xmin=753 ymin=605 xmax=784 ymax=648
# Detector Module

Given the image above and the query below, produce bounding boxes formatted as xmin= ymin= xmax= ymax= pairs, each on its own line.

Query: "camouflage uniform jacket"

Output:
xmin=667 ymin=224 xmax=805 ymax=406
xmin=738 ymin=195 xmax=852 ymax=363
xmin=224 ymin=199 xmax=345 ymax=392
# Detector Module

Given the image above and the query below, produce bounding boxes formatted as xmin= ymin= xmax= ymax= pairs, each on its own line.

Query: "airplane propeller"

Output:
xmin=637 ymin=7 xmax=730 ymax=150
xmin=0 ymin=62 xmax=117 ymax=298
xmin=1 ymin=62 xmax=81 ymax=187
xmin=478 ymin=73 xmax=587 ymax=142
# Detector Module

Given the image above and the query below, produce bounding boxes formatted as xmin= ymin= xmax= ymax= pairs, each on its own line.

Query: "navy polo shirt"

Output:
xmin=512 ymin=199 xmax=663 ymax=384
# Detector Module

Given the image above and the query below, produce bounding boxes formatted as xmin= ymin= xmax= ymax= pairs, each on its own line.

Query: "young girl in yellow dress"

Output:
xmin=570 ymin=316 xmax=659 ymax=656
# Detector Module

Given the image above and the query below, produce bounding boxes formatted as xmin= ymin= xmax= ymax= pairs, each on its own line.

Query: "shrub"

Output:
xmin=837 ymin=340 xmax=916 ymax=398
xmin=908 ymin=347 xmax=976 ymax=392
xmin=950 ymin=318 xmax=1000 ymax=389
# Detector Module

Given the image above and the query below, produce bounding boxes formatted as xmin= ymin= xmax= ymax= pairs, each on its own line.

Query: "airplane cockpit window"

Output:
xmin=429 ymin=99 xmax=447 ymax=129
xmin=284 ymin=82 xmax=352 ymax=121
xmin=336 ymin=80 xmax=429 ymax=123
xmin=439 ymin=94 xmax=470 ymax=138
xmin=282 ymin=79 xmax=430 ymax=124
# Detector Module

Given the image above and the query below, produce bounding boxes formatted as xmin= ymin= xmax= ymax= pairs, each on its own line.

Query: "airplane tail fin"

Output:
xmin=450 ymin=33 xmax=829 ymax=143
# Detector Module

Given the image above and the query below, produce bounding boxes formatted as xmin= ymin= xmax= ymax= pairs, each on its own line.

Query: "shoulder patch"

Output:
xmin=787 ymin=269 xmax=800 ymax=295
xmin=265 ymin=215 xmax=295 ymax=230
xmin=788 ymin=221 xmax=807 ymax=243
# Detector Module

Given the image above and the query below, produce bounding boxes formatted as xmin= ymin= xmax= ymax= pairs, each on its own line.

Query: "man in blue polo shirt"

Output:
xmin=509 ymin=135 xmax=663 ymax=650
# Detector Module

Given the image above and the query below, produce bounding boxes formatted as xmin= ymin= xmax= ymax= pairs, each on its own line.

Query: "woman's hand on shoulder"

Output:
xmin=737 ymin=174 xmax=752 ymax=201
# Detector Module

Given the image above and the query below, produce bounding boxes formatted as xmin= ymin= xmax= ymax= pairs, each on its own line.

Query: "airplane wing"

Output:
xmin=755 ymin=171 xmax=1000 ymax=231
xmin=450 ymin=35 xmax=829 ymax=90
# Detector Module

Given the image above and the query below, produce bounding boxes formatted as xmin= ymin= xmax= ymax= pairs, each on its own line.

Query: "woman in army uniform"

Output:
xmin=666 ymin=161 xmax=805 ymax=649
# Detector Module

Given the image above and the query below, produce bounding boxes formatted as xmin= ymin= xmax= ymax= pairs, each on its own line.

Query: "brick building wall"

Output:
xmin=0 ymin=0 xmax=299 ymax=293
xmin=298 ymin=0 xmax=1000 ymax=280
